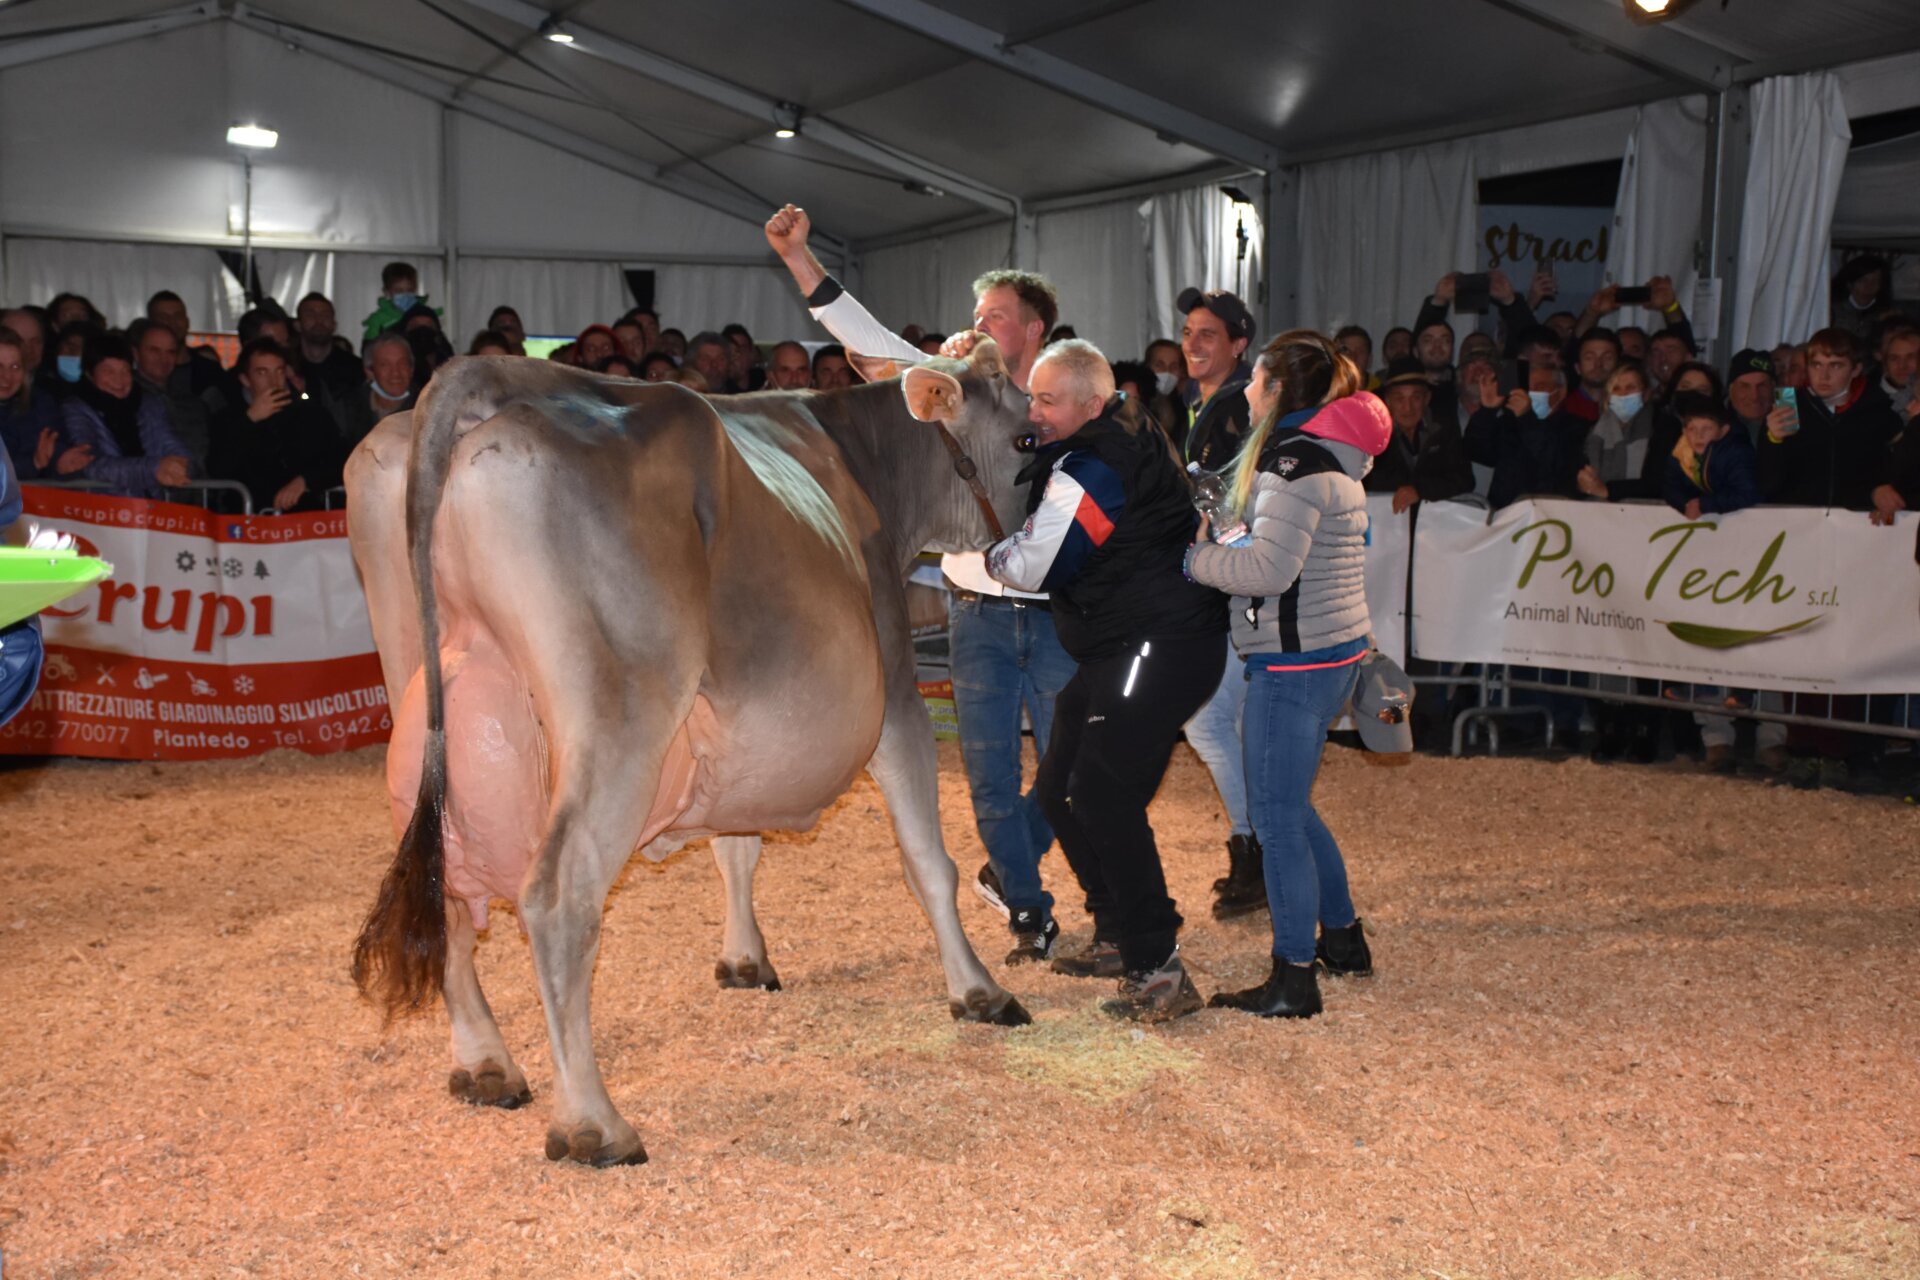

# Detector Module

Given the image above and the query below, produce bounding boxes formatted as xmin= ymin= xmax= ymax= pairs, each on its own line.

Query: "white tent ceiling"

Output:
xmin=3 ymin=0 xmax=1917 ymax=249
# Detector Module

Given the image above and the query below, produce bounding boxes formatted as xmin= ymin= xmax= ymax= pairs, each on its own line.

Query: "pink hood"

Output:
xmin=1301 ymin=392 xmax=1392 ymax=457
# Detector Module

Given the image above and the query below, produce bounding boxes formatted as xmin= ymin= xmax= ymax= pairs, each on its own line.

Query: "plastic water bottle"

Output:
xmin=1187 ymin=462 xmax=1251 ymax=547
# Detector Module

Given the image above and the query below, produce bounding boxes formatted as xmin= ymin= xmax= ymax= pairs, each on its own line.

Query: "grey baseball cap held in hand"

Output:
xmin=1352 ymin=651 xmax=1415 ymax=753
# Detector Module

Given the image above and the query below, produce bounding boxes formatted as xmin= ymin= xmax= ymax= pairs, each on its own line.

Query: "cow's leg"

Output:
xmin=867 ymin=682 xmax=1030 ymax=1026
xmin=712 ymin=835 xmax=781 ymax=991
xmin=517 ymin=783 xmax=654 ymax=1168
xmin=516 ymin=677 xmax=707 ymax=1170
xmin=443 ymin=899 xmax=531 ymax=1109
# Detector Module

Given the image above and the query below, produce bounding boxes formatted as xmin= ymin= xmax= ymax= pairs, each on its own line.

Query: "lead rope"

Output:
xmin=931 ymin=422 xmax=1005 ymax=542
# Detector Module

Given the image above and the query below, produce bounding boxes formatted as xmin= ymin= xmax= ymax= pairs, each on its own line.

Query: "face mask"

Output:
xmin=390 ymin=292 xmax=419 ymax=312
xmin=1527 ymin=391 xmax=1553 ymax=417
xmin=1154 ymin=371 xmax=1178 ymax=397
xmin=56 ymin=354 xmax=83 ymax=383
xmin=1609 ymin=392 xmax=1644 ymax=421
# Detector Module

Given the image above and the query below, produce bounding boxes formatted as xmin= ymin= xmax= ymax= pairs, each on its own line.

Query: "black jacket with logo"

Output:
xmin=1014 ymin=396 xmax=1226 ymax=663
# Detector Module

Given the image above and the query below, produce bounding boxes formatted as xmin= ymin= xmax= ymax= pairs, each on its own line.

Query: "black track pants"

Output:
xmin=1035 ymin=631 xmax=1226 ymax=972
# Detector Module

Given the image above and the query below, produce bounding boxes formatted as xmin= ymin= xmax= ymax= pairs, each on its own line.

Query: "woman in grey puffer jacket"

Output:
xmin=1185 ymin=330 xmax=1392 ymax=1019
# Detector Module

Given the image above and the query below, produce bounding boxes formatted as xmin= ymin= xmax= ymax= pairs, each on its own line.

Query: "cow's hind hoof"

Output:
xmin=949 ymin=988 xmax=1032 ymax=1026
xmin=448 ymin=1063 xmax=532 ymax=1109
xmin=544 ymin=1126 xmax=648 ymax=1167
xmin=715 ymin=959 xmax=782 ymax=991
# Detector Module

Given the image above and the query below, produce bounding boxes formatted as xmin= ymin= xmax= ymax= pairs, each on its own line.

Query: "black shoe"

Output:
xmin=1050 ymin=937 xmax=1124 ymax=978
xmin=1100 ymin=952 xmax=1204 ymax=1023
xmin=1005 ymin=910 xmax=1060 ymax=965
xmin=1315 ymin=918 xmax=1373 ymax=978
xmin=1211 ymin=833 xmax=1267 ymax=920
xmin=972 ymin=863 xmax=1009 ymax=921
xmin=1208 ymin=959 xmax=1322 ymax=1018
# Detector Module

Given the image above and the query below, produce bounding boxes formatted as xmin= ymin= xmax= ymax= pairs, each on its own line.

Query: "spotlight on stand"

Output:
xmin=226 ymin=123 xmax=278 ymax=306
xmin=539 ymin=16 xmax=574 ymax=43
xmin=1623 ymin=0 xmax=1702 ymax=24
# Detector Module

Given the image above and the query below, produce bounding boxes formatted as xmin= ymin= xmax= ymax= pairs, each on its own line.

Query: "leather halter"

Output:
xmin=931 ymin=422 xmax=1006 ymax=543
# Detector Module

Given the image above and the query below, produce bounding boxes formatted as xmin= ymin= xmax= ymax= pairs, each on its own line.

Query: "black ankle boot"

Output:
xmin=1211 ymin=834 xmax=1268 ymax=920
xmin=1315 ymin=918 xmax=1373 ymax=978
xmin=1207 ymin=959 xmax=1321 ymax=1018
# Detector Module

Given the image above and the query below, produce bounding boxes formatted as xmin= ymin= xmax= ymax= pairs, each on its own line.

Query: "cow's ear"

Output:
xmin=967 ymin=337 xmax=1009 ymax=381
xmin=847 ymin=351 xmax=902 ymax=384
xmin=901 ymin=364 xmax=964 ymax=422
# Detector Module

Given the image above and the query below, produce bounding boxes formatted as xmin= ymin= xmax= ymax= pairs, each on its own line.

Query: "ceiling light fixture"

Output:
xmin=773 ymin=103 xmax=803 ymax=140
xmin=1622 ymin=0 xmax=1702 ymax=25
xmin=226 ymin=123 xmax=279 ymax=149
xmin=902 ymin=180 xmax=946 ymax=198
xmin=539 ymin=16 xmax=574 ymax=43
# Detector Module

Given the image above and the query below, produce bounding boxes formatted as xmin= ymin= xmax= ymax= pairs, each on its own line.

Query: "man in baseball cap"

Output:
xmin=1176 ymin=287 xmax=1256 ymax=472
xmin=1726 ymin=347 xmax=1777 ymax=448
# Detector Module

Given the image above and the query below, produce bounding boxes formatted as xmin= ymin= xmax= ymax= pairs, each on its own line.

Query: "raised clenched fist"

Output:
xmin=765 ymin=204 xmax=811 ymax=256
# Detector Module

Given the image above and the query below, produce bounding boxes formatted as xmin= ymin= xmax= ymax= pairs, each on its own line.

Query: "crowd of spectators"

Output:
xmin=2 ymin=251 xmax=1915 ymax=785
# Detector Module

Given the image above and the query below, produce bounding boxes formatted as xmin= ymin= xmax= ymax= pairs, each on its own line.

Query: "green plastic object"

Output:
xmin=0 ymin=546 xmax=114 ymax=629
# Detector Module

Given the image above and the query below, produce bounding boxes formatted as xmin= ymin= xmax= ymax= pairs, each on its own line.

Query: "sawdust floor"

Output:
xmin=0 ymin=742 xmax=1916 ymax=1280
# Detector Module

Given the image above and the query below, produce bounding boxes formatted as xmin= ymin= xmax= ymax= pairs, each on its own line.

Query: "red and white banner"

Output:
xmin=0 ymin=488 xmax=388 ymax=761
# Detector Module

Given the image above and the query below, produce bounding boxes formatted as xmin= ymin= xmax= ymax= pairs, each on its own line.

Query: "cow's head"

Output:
xmin=882 ymin=340 xmax=1032 ymax=552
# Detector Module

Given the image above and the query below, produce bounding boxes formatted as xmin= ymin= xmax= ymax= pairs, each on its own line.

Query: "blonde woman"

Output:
xmin=1184 ymin=331 xmax=1391 ymax=1018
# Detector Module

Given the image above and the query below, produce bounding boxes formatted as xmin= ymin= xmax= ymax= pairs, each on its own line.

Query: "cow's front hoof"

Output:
xmin=544 ymin=1125 xmax=648 ymax=1167
xmin=714 ymin=958 xmax=782 ymax=991
xmin=949 ymin=988 xmax=1032 ymax=1026
xmin=449 ymin=1062 xmax=532 ymax=1109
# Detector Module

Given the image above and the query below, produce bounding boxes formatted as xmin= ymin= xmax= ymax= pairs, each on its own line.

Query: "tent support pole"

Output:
xmin=1703 ymin=85 xmax=1751 ymax=360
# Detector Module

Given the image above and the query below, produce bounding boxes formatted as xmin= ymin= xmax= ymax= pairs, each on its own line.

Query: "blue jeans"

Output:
xmin=948 ymin=596 xmax=1077 ymax=917
xmin=1181 ymin=636 xmax=1251 ymax=837
xmin=1243 ymin=657 xmax=1362 ymax=964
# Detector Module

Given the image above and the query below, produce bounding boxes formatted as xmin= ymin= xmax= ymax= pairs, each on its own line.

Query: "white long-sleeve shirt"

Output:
xmin=804 ymin=277 xmax=1043 ymax=600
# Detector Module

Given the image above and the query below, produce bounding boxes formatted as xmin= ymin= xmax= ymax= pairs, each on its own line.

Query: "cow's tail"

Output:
xmin=352 ymin=358 xmax=494 ymax=1024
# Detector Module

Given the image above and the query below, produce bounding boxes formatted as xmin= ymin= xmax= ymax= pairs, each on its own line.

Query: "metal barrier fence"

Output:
xmin=1429 ymin=665 xmax=1920 ymax=757
xmin=28 ymin=478 xmax=255 ymax=516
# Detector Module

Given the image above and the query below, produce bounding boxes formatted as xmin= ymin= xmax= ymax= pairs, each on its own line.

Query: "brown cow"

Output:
xmin=346 ymin=345 xmax=1035 ymax=1165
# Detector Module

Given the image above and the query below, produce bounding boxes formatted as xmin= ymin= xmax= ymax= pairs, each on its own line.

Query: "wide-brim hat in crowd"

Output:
xmin=1176 ymin=286 xmax=1254 ymax=343
xmin=1379 ymin=356 xmax=1432 ymax=390
xmin=1352 ymin=650 xmax=1415 ymax=753
xmin=1728 ymin=348 xmax=1775 ymax=381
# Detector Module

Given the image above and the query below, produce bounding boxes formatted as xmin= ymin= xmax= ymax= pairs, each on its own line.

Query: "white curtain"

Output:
xmin=454 ymin=258 xmax=630 ymax=340
xmin=651 ymin=264 xmax=816 ymax=342
xmin=247 ymin=251 xmax=445 ymax=337
xmin=1603 ymin=96 xmax=1709 ymax=333
xmin=1731 ymin=73 xmax=1852 ymax=351
xmin=857 ymin=220 xmax=1014 ymax=340
xmin=1034 ymin=198 xmax=1153 ymax=359
xmin=1142 ymin=185 xmax=1263 ymax=344
xmin=1294 ymin=141 xmax=1477 ymax=348
xmin=3 ymin=238 xmax=225 ymax=329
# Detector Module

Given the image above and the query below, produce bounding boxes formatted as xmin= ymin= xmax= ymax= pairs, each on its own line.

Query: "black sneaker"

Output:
xmin=1050 ymin=937 xmax=1124 ymax=978
xmin=972 ymin=863 xmax=1009 ymax=920
xmin=1005 ymin=910 xmax=1060 ymax=965
xmin=1100 ymin=952 xmax=1204 ymax=1023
